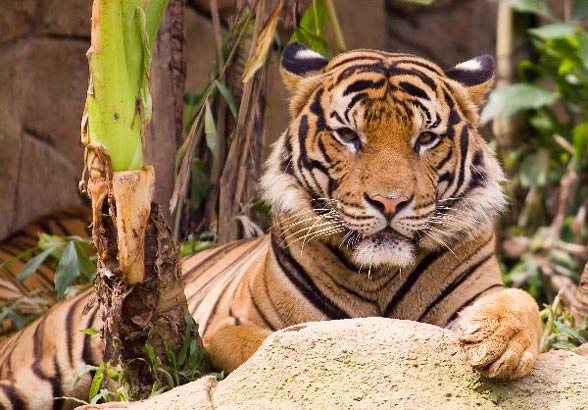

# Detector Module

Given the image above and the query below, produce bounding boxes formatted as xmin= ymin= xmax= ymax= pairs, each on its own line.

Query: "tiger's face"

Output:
xmin=262 ymin=44 xmax=505 ymax=269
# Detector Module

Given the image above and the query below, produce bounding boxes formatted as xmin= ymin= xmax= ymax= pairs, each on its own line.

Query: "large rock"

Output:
xmin=85 ymin=318 xmax=588 ymax=409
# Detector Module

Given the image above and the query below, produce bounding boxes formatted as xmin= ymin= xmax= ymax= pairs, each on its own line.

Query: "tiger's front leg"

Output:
xmin=458 ymin=288 xmax=541 ymax=379
xmin=205 ymin=319 xmax=272 ymax=373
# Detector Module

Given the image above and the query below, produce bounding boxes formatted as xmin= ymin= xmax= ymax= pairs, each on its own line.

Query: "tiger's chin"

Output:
xmin=351 ymin=235 xmax=416 ymax=269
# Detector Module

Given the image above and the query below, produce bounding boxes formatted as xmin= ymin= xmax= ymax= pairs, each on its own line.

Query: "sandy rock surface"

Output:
xmin=82 ymin=317 xmax=588 ymax=410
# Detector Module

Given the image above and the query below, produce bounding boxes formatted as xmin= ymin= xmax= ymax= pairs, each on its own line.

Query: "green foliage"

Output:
xmin=492 ymin=1 xmax=588 ymax=305
xmin=61 ymin=317 xmax=213 ymax=404
xmin=180 ymin=233 xmax=216 ymax=257
xmin=6 ymin=234 xmax=96 ymax=300
xmin=541 ymin=291 xmax=588 ymax=352
xmin=290 ymin=0 xmax=330 ymax=57
xmin=144 ymin=315 xmax=213 ymax=395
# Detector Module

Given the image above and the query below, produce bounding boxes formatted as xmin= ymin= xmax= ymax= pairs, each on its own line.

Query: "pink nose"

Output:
xmin=369 ymin=194 xmax=410 ymax=217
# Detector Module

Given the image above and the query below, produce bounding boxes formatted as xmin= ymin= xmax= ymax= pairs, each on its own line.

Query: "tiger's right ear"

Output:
xmin=280 ymin=42 xmax=328 ymax=93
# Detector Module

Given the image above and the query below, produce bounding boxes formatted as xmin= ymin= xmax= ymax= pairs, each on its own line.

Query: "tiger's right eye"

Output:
xmin=336 ymin=128 xmax=360 ymax=144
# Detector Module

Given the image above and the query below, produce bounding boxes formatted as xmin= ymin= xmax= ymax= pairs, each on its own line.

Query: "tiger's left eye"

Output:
xmin=336 ymin=127 xmax=360 ymax=144
xmin=417 ymin=131 xmax=438 ymax=146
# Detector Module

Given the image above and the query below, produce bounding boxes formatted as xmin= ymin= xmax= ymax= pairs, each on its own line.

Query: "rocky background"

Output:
xmin=0 ymin=0 xmax=499 ymax=240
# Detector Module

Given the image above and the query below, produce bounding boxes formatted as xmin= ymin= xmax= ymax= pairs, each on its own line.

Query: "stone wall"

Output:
xmin=0 ymin=0 xmax=498 ymax=239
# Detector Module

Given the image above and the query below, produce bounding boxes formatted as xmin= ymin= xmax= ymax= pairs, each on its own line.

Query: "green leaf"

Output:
xmin=554 ymin=321 xmax=587 ymax=344
xmin=204 ymin=100 xmax=217 ymax=159
xmin=291 ymin=27 xmax=330 ymax=59
xmin=300 ymin=0 xmax=327 ymax=38
xmin=510 ymin=0 xmax=555 ymax=20
xmin=290 ymin=0 xmax=330 ymax=57
xmin=214 ymin=81 xmax=238 ymax=118
xmin=16 ymin=247 xmax=56 ymax=282
xmin=80 ymin=328 xmax=99 ymax=336
xmin=180 ymin=240 xmax=214 ymax=256
xmin=72 ymin=239 xmax=96 ymax=279
xmin=89 ymin=363 xmax=105 ymax=402
xmin=54 ymin=241 xmax=81 ymax=299
xmin=480 ymin=84 xmax=559 ymax=124
xmin=38 ymin=234 xmax=67 ymax=258
xmin=572 ymin=0 xmax=588 ymax=19
xmin=529 ymin=23 xmax=578 ymax=40
xmin=520 ymin=150 xmax=549 ymax=188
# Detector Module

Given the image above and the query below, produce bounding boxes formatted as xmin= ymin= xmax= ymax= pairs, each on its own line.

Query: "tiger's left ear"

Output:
xmin=445 ymin=55 xmax=495 ymax=107
xmin=280 ymin=42 xmax=328 ymax=93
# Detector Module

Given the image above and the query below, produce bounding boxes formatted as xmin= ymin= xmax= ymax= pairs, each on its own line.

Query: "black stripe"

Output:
xmin=82 ymin=307 xmax=99 ymax=366
xmin=395 ymin=58 xmax=444 ymax=76
xmin=384 ymin=247 xmax=447 ymax=316
xmin=418 ymin=253 xmax=493 ymax=321
xmin=271 ymin=235 xmax=350 ymax=319
xmin=309 ymin=89 xmax=325 ymax=131
xmin=446 ymin=283 xmax=505 ymax=324
xmin=388 ymin=66 xmax=437 ymax=90
xmin=398 ymin=81 xmax=429 ymax=100
xmin=335 ymin=61 xmax=386 ymax=82
xmin=452 ymin=126 xmax=470 ymax=198
xmin=325 ymin=242 xmax=359 ymax=272
xmin=183 ymin=241 xmax=245 ymax=281
xmin=65 ymin=295 xmax=87 ymax=369
xmin=297 ymin=115 xmax=330 ymax=194
xmin=32 ymin=315 xmax=63 ymax=410
xmin=343 ymin=78 xmax=386 ymax=96
xmin=330 ymin=55 xmax=382 ymax=70
xmin=0 ymin=383 xmax=26 ymax=409
xmin=248 ymin=285 xmax=277 ymax=331
xmin=344 ymin=93 xmax=367 ymax=122
xmin=435 ymin=146 xmax=453 ymax=171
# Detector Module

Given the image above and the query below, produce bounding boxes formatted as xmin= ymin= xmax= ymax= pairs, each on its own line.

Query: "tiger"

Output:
xmin=0 ymin=208 xmax=92 ymax=337
xmin=0 ymin=43 xmax=542 ymax=409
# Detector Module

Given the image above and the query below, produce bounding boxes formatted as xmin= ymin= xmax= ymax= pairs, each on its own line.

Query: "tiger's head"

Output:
xmin=261 ymin=44 xmax=505 ymax=269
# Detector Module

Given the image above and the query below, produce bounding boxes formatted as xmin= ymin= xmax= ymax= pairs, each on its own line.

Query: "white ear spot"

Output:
xmin=295 ymin=48 xmax=326 ymax=61
xmin=454 ymin=58 xmax=483 ymax=72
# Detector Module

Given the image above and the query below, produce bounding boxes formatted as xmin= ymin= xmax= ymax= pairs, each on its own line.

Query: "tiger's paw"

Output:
xmin=458 ymin=288 xmax=541 ymax=380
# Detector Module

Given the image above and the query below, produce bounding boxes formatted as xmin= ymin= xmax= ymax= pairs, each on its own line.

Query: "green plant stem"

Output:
xmin=324 ymin=0 xmax=346 ymax=52
xmin=87 ymin=0 xmax=169 ymax=171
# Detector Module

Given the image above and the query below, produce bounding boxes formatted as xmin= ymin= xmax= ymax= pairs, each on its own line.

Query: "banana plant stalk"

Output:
xmin=82 ymin=0 xmax=167 ymax=283
xmin=80 ymin=0 xmax=201 ymax=398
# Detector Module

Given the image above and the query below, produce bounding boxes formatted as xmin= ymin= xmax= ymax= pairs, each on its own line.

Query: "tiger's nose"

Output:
xmin=365 ymin=194 xmax=411 ymax=218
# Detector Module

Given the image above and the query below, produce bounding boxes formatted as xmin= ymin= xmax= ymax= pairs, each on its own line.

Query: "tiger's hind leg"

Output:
xmin=458 ymin=288 xmax=541 ymax=379
xmin=205 ymin=318 xmax=272 ymax=374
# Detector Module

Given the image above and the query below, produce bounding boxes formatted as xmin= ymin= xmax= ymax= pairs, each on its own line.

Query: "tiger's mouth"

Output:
xmin=349 ymin=226 xmax=417 ymax=269
xmin=371 ymin=227 xmax=412 ymax=243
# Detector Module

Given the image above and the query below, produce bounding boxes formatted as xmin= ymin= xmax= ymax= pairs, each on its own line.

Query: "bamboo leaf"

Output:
xmin=204 ymin=100 xmax=217 ymax=159
xmin=242 ymin=0 xmax=283 ymax=82
xmin=214 ymin=81 xmax=238 ymax=118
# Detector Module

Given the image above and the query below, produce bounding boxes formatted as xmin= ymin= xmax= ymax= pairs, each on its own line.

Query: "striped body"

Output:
xmin=0 ymin=231 xmax=500 ymax=409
